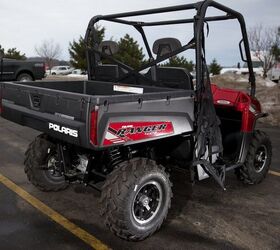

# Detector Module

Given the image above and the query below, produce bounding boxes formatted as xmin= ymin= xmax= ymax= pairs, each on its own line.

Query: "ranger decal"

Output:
xmin=103 ymin=121 xmax=174 ymax=146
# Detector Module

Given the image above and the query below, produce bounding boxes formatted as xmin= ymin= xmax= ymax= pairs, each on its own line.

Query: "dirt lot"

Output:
xmin=0 ymin=117 xmax=279 ymax=250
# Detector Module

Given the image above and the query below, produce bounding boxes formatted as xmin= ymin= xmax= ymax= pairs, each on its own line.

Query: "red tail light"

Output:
xmin=90 ymin=109 xmax=98 ymax=145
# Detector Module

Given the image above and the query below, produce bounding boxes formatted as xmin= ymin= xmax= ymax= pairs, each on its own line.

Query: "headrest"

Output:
xmin=153 ymin=38 xmax=182 ymax=56
xmin=98 ymin=41 xmax=119 ymax=55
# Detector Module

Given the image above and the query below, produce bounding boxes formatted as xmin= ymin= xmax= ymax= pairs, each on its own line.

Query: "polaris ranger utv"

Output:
xmin=0 ymin=0 xmax=272 ymax=241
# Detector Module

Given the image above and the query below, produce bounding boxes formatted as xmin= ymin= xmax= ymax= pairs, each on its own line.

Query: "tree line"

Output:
xmin=68 ymin=27 xmax=195 ymax=72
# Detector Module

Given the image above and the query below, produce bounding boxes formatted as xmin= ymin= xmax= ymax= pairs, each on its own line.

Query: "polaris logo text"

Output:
xmin=49 ymin=123 xmax=78 ymax=138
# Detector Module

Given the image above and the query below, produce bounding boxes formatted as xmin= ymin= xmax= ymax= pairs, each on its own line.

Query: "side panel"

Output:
xmin=97 ymin=96 xmax=194 ymax=148
xmin=212 ymin=84 xmax=262 ymax=132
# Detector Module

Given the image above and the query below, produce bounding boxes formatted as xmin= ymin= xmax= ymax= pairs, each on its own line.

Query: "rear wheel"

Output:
xmin=100 ymin=157 xmax=172 ymax=241
xmin=24 ymin=134 xmax=68 ymax=192
xmin=17 ymin=73 xmax=33 ymax=82
xmin=236 ymin=130 xmax=272 ymax=184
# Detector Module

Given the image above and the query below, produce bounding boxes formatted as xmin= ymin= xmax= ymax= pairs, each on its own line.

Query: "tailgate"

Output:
xmin=0 ymin=82 xmax=92 ymax=148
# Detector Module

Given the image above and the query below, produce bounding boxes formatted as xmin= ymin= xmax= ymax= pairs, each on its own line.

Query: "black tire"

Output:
xmin=24 ymin=134 xmax=68 ymax=192
xmin=236 ymin=130 xmax=272 ymax=184
xmin=100 ymin=157 xmax=172 ymax=241
xmin=272 ymin=79 xmax=280 ymax=83
xmin=17 ymin=73 xmax=33 ymax=82
xmin=51 ymin=72 xmax=56 ymax=75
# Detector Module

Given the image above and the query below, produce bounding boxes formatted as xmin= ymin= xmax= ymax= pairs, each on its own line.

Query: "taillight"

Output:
xmin=90 ymin=108 xmax=98 ymax=145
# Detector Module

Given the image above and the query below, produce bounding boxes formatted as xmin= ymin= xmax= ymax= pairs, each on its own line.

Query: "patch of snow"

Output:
xmin=236 ymin=77 xmax=248 ymax=82
xmin=264 ymin=79 xmax=277 ymax=87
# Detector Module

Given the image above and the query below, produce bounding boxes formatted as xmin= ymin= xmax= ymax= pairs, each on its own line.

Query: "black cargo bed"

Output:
xmin=12 ymin=80 xmax=193 ymax=103
xmin=0 ymin=80 xmax=194 ymax=149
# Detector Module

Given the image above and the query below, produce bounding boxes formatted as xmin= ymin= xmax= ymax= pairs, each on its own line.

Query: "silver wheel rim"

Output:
xmin=45 ymin=155 xmax=64 ymax=180
xmin=254 ymin=145 xmax=268 ymax=173
xmin=19 ymin=76 xmax=31 ymax=82
xmin=132 ymin=180 xmax=163 ymax=225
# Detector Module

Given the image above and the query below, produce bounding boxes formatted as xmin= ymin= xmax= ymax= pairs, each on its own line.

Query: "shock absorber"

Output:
xmin=108 ymin=147 xmax=123 ymax=167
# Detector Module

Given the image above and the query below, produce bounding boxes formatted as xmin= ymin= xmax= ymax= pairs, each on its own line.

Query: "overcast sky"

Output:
xmin=1 ymin=0 xmax=279 ymax=66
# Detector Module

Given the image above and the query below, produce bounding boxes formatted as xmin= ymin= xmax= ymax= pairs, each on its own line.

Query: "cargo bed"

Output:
xmin=0 ymin=80 xmax=194 ymax=149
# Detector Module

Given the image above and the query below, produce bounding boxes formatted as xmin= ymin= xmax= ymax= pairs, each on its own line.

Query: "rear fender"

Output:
xmin=237 ymin=132 xmax=252 ymax=163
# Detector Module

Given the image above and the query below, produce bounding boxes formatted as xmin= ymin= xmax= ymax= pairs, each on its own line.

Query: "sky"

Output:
xmin=0 ymin=0 xmax=279 ymax=66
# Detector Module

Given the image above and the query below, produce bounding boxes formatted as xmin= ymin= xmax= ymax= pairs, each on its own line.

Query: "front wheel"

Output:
xmin=100 ymin=158 xmax=172 ymax=241
xmin=236 ymin=130 xmax=272 ymax=184
xmin=24 ymin=134 xmax=68 ymax=192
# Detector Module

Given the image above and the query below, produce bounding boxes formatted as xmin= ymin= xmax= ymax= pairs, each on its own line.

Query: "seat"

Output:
xmin=94 ymin=41 xmax=120 ymax=82
xmin=95 ymin=64 xmax=120 ymax=82
xmin=145 ymin=66 xmax=193 ymax=90
xmin=145 ymin=38 xmax=193 ymax=90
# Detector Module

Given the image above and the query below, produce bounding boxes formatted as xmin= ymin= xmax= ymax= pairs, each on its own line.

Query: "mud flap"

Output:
xmin=193 ymin=160 xmax=226 ymax=190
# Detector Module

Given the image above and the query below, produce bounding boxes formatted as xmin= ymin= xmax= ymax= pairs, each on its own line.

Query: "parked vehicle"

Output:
xmin=268 ymin=64 xmax=280 ymax=83
xmin=0 ymin=0 xmax=272 ymax=241
xmin=0 ymin=54 xmax=45 ymax=82
xmin=67 ymin=69 xmax=87 ymax=79
xmin=221 ymin=61 xmax=264 ymax=77
xmin=48 ymin=66 xmax=72 ymax=75
xmin=221 ymin=66 xmax=263 ymax=76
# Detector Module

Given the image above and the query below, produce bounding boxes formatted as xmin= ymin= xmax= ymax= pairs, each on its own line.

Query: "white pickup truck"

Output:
xmin=268 ymin=64 xmax=280 ymax=83
xmin=221 ymin=60 xmax=264 ymax=77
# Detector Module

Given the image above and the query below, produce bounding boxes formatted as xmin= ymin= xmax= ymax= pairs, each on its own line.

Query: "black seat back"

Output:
xmin=153 ymin=38 xmax=182 ymax=57
xmin=145 ymin=67 xmax=193 ymax=90
xmin=144 ymin=38 xmax=194 ymax=90
xmin=95 ymin=64 xmax=120 ymax=82
xmin=94 ymin=41 xmax=120 ymax=82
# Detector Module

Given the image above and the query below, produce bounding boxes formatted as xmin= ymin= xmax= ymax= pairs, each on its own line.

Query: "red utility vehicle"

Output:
xmin=0 ymin=0 xmax=272 ymax=241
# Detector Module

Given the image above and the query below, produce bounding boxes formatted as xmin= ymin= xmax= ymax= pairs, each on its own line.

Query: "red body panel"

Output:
xmin=103 ymin=121 xmax=174 ymax=146
xmin=211 ymin=84 xmax=262 ymax=132
xmin=95 ymin=84 xmax=261 ymax=147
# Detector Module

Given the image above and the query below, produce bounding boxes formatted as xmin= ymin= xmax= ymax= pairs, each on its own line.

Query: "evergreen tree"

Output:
xmin=163 ymin=56 xmax=194 ymax=72
xmin=209 ymin=58 xmax=222 ymax=75
xmin=115 ymin=34 xmax=145 ymax=70
xmin=69 ymin=26 xmax=105 ymax=70
xmin=0 ymin=45 xmax=26 ymax=60
xmin=5 ymin=48 xmax=26 ymax=60
xmin=271 ymin=44 xmax=280 ymax=63
xmin=0 ymin=45 xmax=4 ymax=55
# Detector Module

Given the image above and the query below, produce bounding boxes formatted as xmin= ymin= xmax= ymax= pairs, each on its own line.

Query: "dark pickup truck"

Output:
xmin=0 ymin=58 xmax=45 ymax=82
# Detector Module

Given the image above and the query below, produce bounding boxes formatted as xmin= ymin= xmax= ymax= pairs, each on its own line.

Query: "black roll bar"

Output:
xmin=85 ymin=0 xmax=256 ymax=97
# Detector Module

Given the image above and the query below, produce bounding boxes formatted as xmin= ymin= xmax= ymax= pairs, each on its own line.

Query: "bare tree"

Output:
xmin=35 ymin=39 xmax=62 ymax=69
xmin=248 ymin=24 xmax=280 ymax=78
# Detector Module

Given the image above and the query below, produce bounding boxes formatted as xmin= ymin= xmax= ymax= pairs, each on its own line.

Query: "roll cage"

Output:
xmin=85 ymin=0 xmax=256 ymax=97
